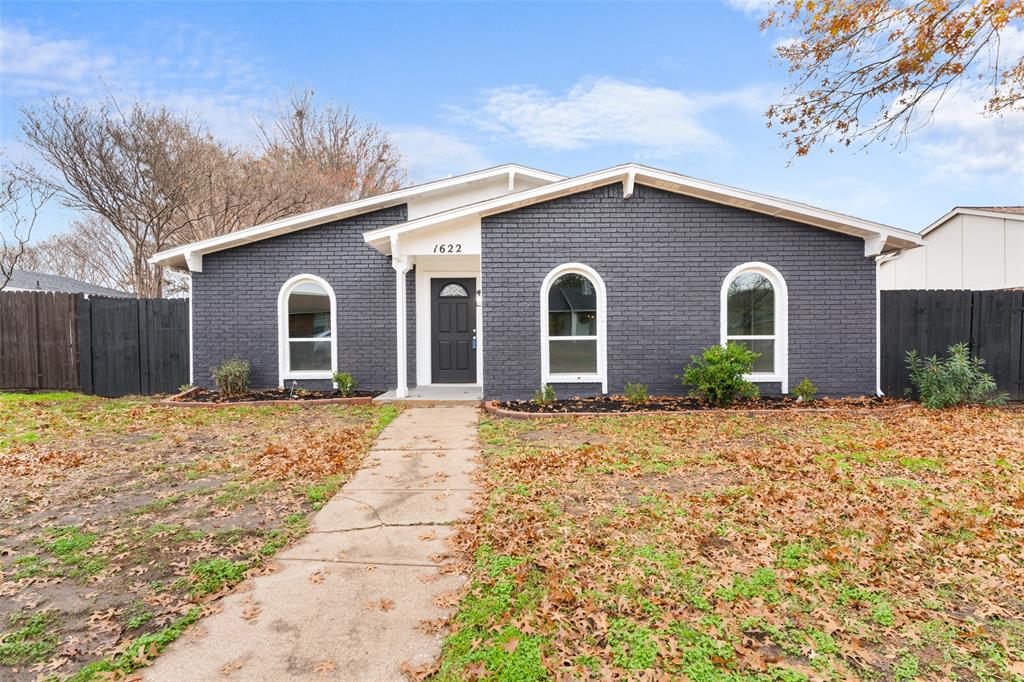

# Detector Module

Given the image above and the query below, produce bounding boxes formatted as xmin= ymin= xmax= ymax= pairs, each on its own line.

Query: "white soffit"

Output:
xmin=364 ymin=163 xmax=925 ymax=254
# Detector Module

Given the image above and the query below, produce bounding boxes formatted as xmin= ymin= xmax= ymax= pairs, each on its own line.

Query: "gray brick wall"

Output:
xmin=191 ymin=205 xmax=414 ymax=391
xmin=481 ymin=183 xmax=876 ymax=400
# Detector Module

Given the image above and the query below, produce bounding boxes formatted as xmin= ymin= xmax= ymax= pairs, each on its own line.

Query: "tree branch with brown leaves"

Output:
xmin=763 ymin=0 xmax=1024 ymax=155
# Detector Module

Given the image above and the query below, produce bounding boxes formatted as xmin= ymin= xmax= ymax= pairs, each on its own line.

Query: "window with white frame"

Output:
xmin=279 ymin=276 xmax=336 ymax=379
xmin=721 ymin=263 xmax=787 ymax=385
xmin=541 ymin=264 xmax=607 ymax=390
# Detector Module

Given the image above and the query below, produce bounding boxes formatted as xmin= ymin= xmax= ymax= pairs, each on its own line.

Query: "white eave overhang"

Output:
xmin=149 ymin=163 xmax=564 ymax=271
xmin=921 ymin=206 xmax=1024 ymax=236
xmin=364 ymin=163 xmax=925 ymax=256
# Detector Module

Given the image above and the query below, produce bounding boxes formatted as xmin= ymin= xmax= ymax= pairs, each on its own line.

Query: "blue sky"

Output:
xmin=2 ymin=0 xmax=1022 ymax=239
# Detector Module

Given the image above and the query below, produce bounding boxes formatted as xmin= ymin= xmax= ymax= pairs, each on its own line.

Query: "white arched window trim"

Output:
xmin=540 ymin=263 xmax=608 ymax=393
xmin=720 ymin=262 xmax=789 ymax=393
xmin=277 ymin=274 xmax=338 ymax=386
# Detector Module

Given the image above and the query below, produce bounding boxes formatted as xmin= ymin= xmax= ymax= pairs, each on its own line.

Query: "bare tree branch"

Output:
xmin=0 ymin=159 xmax=55 ymax=290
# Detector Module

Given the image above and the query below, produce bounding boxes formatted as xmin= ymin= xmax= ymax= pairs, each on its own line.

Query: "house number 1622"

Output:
xmin=432 ymin=243 xmax=462 ymax=253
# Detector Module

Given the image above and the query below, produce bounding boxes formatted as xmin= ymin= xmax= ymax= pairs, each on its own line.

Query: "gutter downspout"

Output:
xmin=874 ymin=251 xmax=905 ymax=396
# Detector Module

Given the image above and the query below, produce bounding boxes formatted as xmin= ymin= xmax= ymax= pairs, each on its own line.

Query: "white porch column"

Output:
xmin=391 ymin=236 xmax=412 ymax=398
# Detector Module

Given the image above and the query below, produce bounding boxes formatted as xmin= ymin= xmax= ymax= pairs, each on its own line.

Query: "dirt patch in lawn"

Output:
xmin=0 ymin=393 xmax=399 ymax=681
xmin=517 ymin=426 xmax=608 ymax=448
xmin=437 ymin=406 xmax=1024 ymax=681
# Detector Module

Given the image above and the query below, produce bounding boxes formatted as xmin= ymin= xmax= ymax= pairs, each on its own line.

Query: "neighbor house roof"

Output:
xmin=364 ymin=163 xmax=924 ymax=256
xmin=922 ymin=206 xmax=1024 ymax=235
xmin=149 ymin=164 xmax=564 ymax=271
xmin=5 ymin=270 xmax=132 ymax=297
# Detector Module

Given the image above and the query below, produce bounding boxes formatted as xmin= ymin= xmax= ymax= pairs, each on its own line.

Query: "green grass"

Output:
xmin=65 ymin=607 xmax=202 ymax=682
xmin=304 ymin=475 xmax=344 ymax=510
xmin=608 ymin=618 xmax=659 ymax=670
xmin=715 ymin=568 xmax=781 ymax=603
xmin=39 ymin=526 xmax=107 ymax=577
xmin=213 ymin=480 xmax=278 ymax=507
xmin=0 ymin=611 xmax=60 ymax=666
xmin=188 ymin=558 xmax=249 ymax=596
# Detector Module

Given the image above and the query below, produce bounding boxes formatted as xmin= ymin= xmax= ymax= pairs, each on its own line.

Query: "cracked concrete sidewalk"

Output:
xmin=144 ymin=405 xmax=479 ymax=681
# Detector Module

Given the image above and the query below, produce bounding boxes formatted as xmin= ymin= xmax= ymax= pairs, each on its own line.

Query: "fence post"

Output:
xmin=78 ymin=295 xmax=93 ymax=394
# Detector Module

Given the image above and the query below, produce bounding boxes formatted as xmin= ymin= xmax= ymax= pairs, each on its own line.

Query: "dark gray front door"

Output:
xmin=431 ymin=278 xmax=476 ymax=383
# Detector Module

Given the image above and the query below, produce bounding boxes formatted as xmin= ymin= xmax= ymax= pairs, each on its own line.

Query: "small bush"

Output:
xmin=680 ymin=342 xmax=759 ymax=406
xmin=792 ymin=378 xmax=818 ymax=402
xmin=623 ymin=383 xmax=649 ymax=404
xmin=331 ymin=371 xmax=358 ymax=397
xmin=532 ymin=384 xmax=556 ymax=405
xmin=210 ymin=358 xmax=251 ymax=397
xmin=906 ymin=343 xmax=1004 ymax=408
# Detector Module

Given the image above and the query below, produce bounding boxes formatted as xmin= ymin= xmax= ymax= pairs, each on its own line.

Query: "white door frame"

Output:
xmin=415 ymin=266 xmax=482 ymax=386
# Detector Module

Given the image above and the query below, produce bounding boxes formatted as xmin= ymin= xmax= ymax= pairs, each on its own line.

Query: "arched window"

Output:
xmin=720 ymin=263 xmax=788 ymax=391
xmin=278 ymin=275 xmax=336 ymax=382
xmin=540 ymin=264 xmax=607 ymax=392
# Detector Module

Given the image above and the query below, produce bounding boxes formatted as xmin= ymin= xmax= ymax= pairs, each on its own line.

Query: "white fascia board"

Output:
xmin=364 ymin=163 xmax=925 ymax=253
xmin=921 ymin=207 xmax=1024 ymax=236
xmin=150 ymin=163 xmax=564 ymax=270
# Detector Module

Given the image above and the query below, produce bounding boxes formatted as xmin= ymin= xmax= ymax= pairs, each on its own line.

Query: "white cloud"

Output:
xmin=390 ymin=127 xmax=491 ymax=183
xmin=0 ymin=25 xmax=115 ymax=91
xmin=911 ymin=87 xmax=1024 ymax=181
xmin=0 ymin=23 xmax=271 ymax=145
xmin=451 ymin=77 xmax=767 ymax=159
xmin=722 ymin=0 xmax=777 ymax=16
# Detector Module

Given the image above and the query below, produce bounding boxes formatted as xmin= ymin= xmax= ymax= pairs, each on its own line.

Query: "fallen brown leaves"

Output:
xmin=0 ymin=395 xmax=397 ymax=681
xmin=442 ymin=405 xmax=1024 ymax=680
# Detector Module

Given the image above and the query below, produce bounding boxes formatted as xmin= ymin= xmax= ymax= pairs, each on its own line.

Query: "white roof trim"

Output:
xmin=363 ymin=163 xmax=925 ymax=254
xmin=922 ymin=207 xmax=1024 ymax=236
xmin=150 ymin=163 xmax=564 ymax=270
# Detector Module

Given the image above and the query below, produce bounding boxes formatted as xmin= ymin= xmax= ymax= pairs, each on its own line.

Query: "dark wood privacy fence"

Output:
xmin=881 ymin=290 xmax=1024 ymax=400
xmin=0 ymin=291 xmax=189 ymax=396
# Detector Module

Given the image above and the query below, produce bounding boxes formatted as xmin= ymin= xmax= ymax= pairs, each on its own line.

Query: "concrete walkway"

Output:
xmin=145 ymin=406 xmax=479 ymax=682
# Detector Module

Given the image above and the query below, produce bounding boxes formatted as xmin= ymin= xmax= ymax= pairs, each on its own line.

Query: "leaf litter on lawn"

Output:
xmin=0 ymin=394 xmax=398 ymax=681
xmin=433 ymin=405 xmax=1024 ymax=681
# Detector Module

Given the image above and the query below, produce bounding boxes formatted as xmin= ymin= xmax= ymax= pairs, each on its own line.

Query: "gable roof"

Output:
xmin=922 ymin=206 xmax=1024 ymax=235
xmin=149 ymin=163 xmax=564 ymax=270
xmin=5 ymin=270 xmax=132 ymax=297
xmin=364 ymin=163 xmax=924 ymax=256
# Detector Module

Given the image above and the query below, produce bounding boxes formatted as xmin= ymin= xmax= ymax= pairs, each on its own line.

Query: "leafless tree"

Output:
xmin=0 ymin=161 xmax=55 ymax=290
xmin=19 ymin=91 xmax=408 ymax=297
xmin=21 ymin=215 xmax=133 ymax=293
xmin=20 ymin=96 xmax=224 ymax=297
xmin=257 ymin=90 xmax=407 ymax=207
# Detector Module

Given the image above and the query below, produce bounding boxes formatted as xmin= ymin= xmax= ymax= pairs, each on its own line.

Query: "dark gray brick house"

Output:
xmin=150 ymin=163 xmax=923 ymax=400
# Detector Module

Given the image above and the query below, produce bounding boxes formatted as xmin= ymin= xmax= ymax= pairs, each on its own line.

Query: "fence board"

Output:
xmin=881 ymin=289 xmax=1023 ymax=401
xmin=2 ymin=291 xmax=188 ymax=396
xmin=972 ymin=290 xmax=1024 ymax=400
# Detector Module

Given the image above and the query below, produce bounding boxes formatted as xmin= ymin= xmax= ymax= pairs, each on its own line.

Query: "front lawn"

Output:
xmin=437 ymin=406 xmax=1024 ymax=681
xmin=0 ymin=392 xmax=398 ymax=681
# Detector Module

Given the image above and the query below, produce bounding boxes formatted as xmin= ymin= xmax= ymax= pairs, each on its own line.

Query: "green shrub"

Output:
xmin=531 ymin=384 xmax=556 ymax=405
xmin=906 ymin=343 xmax=1004 ymax=408
xmin=331 ymin=371 xmax=358 ymax=397
xmin=680 ymin=342 xmax=759 ymax=406
xmin=792 ymin=377 xmax=818 ymax=402
xmin=210 ymin=358 xmax=251 ymax=397
xmin=623 ymin=382 xmax=649 ymax=404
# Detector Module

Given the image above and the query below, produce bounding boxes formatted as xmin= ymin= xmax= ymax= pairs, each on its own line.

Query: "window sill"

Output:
xmin=546 ymin=373 xmax=604 ymax=384
xmin=282 ymin=371 xmax=334 ymax=380
xmin=745 ymin=373 xmax=783 ymax=383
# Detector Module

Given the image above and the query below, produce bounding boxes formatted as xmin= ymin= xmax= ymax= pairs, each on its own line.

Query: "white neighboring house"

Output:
xmin=880 ymin=207 xmax=1024 ymax=290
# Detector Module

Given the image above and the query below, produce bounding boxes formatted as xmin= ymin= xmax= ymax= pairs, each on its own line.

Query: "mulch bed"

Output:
xmin=492 ymin=395 xmax=895 ymax=415
xmin=164 ymin=387 xmax=378 ymax=407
